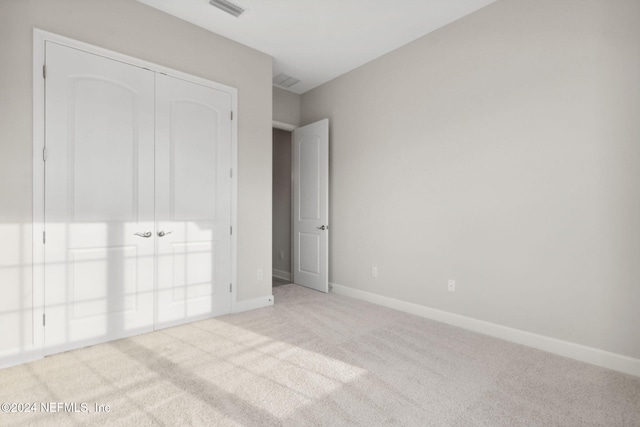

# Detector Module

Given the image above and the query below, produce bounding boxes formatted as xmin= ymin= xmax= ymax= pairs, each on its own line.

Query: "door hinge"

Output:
xmin=230 ymin=168 xmax=233 ymax=178
xmin=43 ymin=65 xmax=46 ymax=79
xmin=42 ymin=147 xmax=47 ymax=161
xmin=231 ymin=111 xmax=234 ymax=120
xmin=43 ymin=231 xmax=46 ymax=244
xmin=230 ymin=226 xmax=233 ymax=235
xmin=43 ymin=314 xmax=46 ymax=326
xmin=230 ymin=283 xmax=232 ymax=293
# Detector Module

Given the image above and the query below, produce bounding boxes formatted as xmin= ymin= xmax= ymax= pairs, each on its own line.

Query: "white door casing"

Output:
xmin=154 ymin=74 xmax=232 ymax=328
xmin=44 ymin=42 xmax=156 ymax=353
xmin=40 ymin=35 xmax=236 ymax=356
xmin=292 ymin=119 xmax=329 ymax=292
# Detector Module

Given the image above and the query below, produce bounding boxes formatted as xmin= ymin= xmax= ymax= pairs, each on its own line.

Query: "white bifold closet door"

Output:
xmin=44 ymin=42 xmax=231 ymax=355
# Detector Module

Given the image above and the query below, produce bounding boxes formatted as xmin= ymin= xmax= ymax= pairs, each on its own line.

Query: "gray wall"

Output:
xmin=273 ymin=87 xmax=301 ymax=127
xmin=0 ymin=0 xmax=273 ymax=356
xmin=272 ymin=129 xmax=292 ymax=277
xmin=301 ymin=0 xmax=640 ymax=359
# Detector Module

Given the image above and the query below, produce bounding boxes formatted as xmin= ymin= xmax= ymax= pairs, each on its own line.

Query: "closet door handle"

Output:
xmin=157 ymin=230 xmax=173 ymax=237
xmin=134 ymin=231 xmax=152 ymax=238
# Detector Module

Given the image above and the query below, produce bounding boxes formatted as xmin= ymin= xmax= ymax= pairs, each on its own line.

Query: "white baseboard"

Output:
xmin=272 ymin=269 xmax=291 ymax=281
xmin=330 ymin=282 xmax=640 ymax=378
xmin=232 ymin=295 xmax=274 ymax=314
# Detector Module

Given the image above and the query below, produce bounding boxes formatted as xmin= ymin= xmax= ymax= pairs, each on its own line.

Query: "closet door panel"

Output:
xmin=170 ymin=100 xmax=219 ymax=221
xmin=155 ymin=74 xmax=232 ymax=328
xmin=44 ymin=42 xmax=155 ymax=354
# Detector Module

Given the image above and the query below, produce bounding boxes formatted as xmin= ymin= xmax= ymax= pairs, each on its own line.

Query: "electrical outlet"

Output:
xmin=257 ymin=269 xmax=264 ymax=280
xmin=371 ymin=266 xmax=378 ymax=278
xmin=448 ymin=279 xmax=455 ymax=292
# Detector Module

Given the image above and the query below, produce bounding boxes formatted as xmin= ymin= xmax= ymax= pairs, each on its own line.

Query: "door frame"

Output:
xmin=273 ymin=121 xmax=297 ymax=132
xmin=32 ymin=29 xmax=238 ymax=358
xmin=272 ymin=121 xmax=297 ymax=285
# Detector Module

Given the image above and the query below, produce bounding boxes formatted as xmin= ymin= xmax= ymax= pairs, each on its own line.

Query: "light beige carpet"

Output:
xmin=1 ymin=284 xmax=639 ymax=426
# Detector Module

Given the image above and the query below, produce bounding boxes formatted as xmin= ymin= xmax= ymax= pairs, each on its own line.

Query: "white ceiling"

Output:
xmin=137 ymin=0 xmax=497 ymax=94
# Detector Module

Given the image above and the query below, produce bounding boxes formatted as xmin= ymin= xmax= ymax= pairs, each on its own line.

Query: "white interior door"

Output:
xmin=292 ymin=119 xmax=329 ymax=292
xmin=154 ymin=74 xmax=232 ymax=328
xmin=44 ymin=42 xmax=155 ymax=354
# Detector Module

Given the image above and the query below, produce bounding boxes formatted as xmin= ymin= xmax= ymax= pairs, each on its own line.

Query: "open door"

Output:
xmin=292 ymin=119 xmax=329 ymax=292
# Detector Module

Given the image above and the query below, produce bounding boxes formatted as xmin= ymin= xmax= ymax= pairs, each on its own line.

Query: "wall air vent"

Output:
xmin=273 ymin=73 xmax=301 ymax=89
xmin=209 ymin=0 xmax=245 ymax=18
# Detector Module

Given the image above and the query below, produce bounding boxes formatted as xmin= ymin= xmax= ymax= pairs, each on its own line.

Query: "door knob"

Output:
xmin=157 ymin=230 xmax=173 ymax=237
xmin=316 ymin=225 xmax=327 ymax=230
xmin=134 ymin=231 xmax=152 ymax=238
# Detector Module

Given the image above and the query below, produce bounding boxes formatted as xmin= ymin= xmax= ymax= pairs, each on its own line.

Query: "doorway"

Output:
xmin=272 ymin=128 xmax=293 ymax=286
xmin=272 ymin=119 xmax=329 ymax=292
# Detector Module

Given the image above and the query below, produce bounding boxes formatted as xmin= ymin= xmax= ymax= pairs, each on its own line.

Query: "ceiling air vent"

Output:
xmin=209 ymin=0 xmax=245 ymax=18
xmin=273 ymin=73 xmax=300 ymax=89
